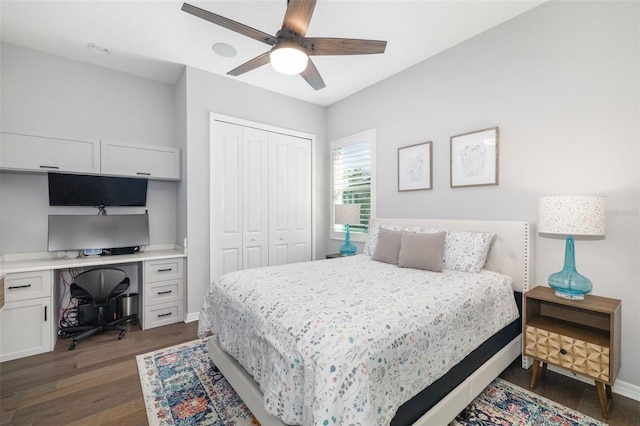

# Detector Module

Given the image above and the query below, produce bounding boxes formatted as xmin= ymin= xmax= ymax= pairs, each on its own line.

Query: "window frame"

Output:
xmin=329 ymin=129 xmax=376 ymax=243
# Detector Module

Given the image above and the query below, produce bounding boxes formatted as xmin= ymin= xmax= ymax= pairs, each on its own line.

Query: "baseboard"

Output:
xmin=185 ymin=311 xmax=199 ymax=323
xmin=546 ymin=364 xmax=640 ymax=402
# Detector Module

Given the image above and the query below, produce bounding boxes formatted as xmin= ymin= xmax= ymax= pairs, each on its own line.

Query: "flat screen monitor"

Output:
xmin=48 ymin=173 xmax=147 ymax=207
xmin=48 ymin=214 xmax=150 ymax=252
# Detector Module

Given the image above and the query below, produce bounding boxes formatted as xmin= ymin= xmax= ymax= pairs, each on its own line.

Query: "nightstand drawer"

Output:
xmin=525 ymin=325 xmax=610 ymax=381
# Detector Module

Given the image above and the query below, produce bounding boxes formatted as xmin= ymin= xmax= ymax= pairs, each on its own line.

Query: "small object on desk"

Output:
xmin=325 ymin=253 xmax=343 ymax=259
xmin=524 ymin=285 xmax=621 ymax=419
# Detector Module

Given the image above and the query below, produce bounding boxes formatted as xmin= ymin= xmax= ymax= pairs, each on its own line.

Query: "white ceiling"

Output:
xmin=0 ymin=1 xmax=545 ymax=106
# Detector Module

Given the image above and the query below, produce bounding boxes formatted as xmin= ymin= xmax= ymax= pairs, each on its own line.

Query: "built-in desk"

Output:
xmin=0 ymin=247 xmax=187 ymax=362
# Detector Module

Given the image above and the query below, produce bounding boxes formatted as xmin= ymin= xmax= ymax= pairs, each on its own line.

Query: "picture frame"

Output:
xmin=398 ymin=141 xmax=432 ymax=191
xmin=450 ymin=127 xmax=499 ymax=188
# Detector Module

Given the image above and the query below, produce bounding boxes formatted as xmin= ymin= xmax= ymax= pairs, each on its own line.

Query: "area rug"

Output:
xmin=137 ymin=338 xmax=606 ymax=426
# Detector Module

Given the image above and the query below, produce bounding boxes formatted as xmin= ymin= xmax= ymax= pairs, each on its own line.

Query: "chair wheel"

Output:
xmin=69 ymin=342 xmax=77 ymax=350
xmin=119 ymin=331 xmax=125 ymax=340
xmin=132 ymin=319 xmax=137 ymax=325
xmin=59 ymin=332 xmax=70 ymax=339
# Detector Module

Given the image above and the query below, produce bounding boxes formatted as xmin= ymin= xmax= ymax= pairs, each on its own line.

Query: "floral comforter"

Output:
xmin=198 ymin=255 xmax=519 ymax=426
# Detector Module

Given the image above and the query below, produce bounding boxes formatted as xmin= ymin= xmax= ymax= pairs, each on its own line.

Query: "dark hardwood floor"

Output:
xmin=1 ymin=322 xmax=638 ymax=425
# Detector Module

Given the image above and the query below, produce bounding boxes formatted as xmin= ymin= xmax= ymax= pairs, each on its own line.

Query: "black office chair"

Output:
xmin=59 ymin=268 xmax=137 ymax=350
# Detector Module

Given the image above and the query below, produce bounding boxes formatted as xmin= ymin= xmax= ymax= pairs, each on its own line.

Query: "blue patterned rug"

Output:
xmin=137 ymin=339 xmax=606 ymax=426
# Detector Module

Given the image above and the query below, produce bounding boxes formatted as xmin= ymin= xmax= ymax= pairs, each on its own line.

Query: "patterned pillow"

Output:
xmin=443 ymin=231 xmax=496 ymax=273
xmin=363 ymin=222 xmax=420 ymax=257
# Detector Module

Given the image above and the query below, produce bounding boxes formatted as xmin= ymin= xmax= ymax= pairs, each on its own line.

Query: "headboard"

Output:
xmin=373 ymin=218 xmax=533 ymax=293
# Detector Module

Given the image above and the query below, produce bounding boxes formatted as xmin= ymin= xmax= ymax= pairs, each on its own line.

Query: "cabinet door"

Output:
xmin=0 ymin=131 xmax=100 ymax=174
xmin=101 ymin=140 xmax=180 ymax=180
xmin=0 ymin=297 xmax=52 ymax=362
xmin=269 ymin=133 xmax=312 ymax=265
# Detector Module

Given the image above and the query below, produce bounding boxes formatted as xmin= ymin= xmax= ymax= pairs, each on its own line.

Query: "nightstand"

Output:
xmin=325 ymin=253 xmax=343 ymax=259
xmin=524 ymin=286 xmax=621 ymax=419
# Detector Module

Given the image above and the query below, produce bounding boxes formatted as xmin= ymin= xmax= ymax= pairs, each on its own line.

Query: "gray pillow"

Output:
xmin=398 ymin=231 xmax=447 ymax=272
xmin=372 ymin=228 xmax=402 ymax=264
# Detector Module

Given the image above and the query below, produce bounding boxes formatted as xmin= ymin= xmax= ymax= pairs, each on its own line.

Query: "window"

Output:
xmin=330 ymin=129 xmax=376 ymax=242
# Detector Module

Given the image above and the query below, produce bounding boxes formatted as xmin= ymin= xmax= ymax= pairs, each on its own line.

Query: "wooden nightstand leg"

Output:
xmin=529 ymin=360 xmax=541 ymax=389
xmin=541 ymin=362 xmax=548 ymax=377
xmin=595 ymin=381 xmax=612 ymax=419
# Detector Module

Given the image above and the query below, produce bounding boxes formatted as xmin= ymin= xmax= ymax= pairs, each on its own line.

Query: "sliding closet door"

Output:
xmin=268 ymin=133 xmax=312 ymax=265
xmin=211 ymin=122 xmax=243 ymax=279
xmin=211 ymin=122 xmax=269 ymax=281
xmin=242 ymin=127 xmax=269 ymax=269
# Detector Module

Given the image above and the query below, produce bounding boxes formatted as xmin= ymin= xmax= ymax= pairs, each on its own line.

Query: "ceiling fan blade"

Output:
xmin=282 ymin=0 xmax=317 ymax=38
xmin=303 ymin=38 xmax=387 ymax=55
xmin=300 ymin=58 xmax=326 ymax=90
xmin=228 ymin=51 xmax=272 ymax=76
xmin=182 ymin=3 xmax=277 ymax=46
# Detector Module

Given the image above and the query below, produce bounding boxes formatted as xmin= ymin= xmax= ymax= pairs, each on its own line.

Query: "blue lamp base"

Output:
xmin=548 ymin=235 xmax=592 ymax=300
xmin=339 ymin=224 xmax=356 ymax=256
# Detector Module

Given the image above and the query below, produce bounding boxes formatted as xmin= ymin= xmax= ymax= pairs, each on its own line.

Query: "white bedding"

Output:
xmin=198 ymin=255 xmax=519 ymax=426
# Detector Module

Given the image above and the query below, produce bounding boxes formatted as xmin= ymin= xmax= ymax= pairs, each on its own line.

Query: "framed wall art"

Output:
xmin=450 ymin=127 xmax=499 ymax=188
xmin=398 ymin=141 xmax=432 ymax=191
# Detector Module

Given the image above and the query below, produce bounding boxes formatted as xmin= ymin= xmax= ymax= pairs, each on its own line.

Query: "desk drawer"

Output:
xmin=4 ymin=271 xmax=51 ymax=302
xmin=144 ymin=258 xmax=183 ymax=282
xmin=143 ymin=300 xmax=184 ymax=329
xmin=525 ymin=325 xmax=610 ymax=382
xmin=145 ymin=279 xmax=183 ymax=305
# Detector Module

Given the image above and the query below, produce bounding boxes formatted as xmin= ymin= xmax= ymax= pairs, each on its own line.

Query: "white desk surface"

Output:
xmin=0 ymin=247 xmax=186 ymax=275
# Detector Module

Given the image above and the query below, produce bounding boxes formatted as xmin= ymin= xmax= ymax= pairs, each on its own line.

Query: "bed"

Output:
xmin=198 ymin=218 xmax=533 ymax=425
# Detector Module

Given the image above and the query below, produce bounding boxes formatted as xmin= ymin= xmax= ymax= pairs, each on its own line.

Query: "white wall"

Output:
xmin=326 ymin=1 xmax=639 ymax=389
xmin=0 ymin=43 xmax=179 ymax=254
xmin=181 ymin=66 xmax=327 ymax=318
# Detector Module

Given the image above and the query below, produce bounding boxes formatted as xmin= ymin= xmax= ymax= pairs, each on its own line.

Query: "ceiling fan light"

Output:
xmin=270 ymin=44 xmax=308 ymax=75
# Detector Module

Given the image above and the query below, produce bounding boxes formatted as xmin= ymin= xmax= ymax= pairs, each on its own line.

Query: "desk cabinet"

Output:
xmin=0 ymin=131 xmax=100 ymax=174
xmin=524 ymin=286 xmax=621 ymax=419
xmin=141 ymin=258 xmax=185 ymax=329
xmin=0 ymin=271 xmax=54 ymax=362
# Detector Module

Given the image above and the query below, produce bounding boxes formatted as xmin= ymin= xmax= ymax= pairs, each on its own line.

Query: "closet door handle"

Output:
xmin=8 ymin=284 xmax=32 ymax=290
xmin=44 ymin=306 xmax=48 ymax=322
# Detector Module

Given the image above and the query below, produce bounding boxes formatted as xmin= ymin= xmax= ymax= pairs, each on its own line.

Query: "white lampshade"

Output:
xmin=335 ymin=204 xmax=361 ymax=225
xmin=538 ymin=195 xmax=606 ymax=236
xmin=270 ymin=42 xmax=308 ymax=75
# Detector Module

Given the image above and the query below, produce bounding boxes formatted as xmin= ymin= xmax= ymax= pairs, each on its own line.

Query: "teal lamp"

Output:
xmin=335 ymin=204 xmax=361 ymax=256
xmin=538 ymin=195 xmax=606 ymax=300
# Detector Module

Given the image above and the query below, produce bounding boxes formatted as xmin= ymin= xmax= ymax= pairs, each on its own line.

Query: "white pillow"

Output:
xmin=443 ymin=231 xmax=496 ymax=273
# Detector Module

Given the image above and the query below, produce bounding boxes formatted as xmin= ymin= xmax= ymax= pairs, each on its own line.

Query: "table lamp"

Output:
xmin=335 ymin=204 xmax=361 ymax=256
xmin=538 ymin=195 xmax=606 ymax=300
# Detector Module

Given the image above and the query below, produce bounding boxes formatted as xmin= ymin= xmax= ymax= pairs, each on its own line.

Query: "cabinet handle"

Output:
xmin=39 ymin=165 xmax=60 ymax=169
xmin=157 ymin=268 xmax=173 ymax=272
xmin=136 ymin=172 xmax=151 ymax=176
xmin=560 ymin=348 xmax=567 ymax=355
xmin=157 ymin=312 xmax=172 ymax=318
xmin=8 ymin=284 xmax=32 ymax=290
xmin=157 ymin=290 xmax=172 ymax=295
xmin=44 ymin=306 xmax=47 ymax=322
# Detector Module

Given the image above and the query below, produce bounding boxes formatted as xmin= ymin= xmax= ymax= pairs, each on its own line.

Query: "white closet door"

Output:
xmin=269 ymin=133 xmax=312 ymax=265
xmin=211 ymin=122 xmax=243 ymax=281
xmin=242 ymin=127 xmax=269 ymax=269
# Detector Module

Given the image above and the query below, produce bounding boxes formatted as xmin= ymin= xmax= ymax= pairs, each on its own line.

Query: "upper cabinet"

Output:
xmin=0 ymin=131 xmax=180 ymax=181
xmin=0 ymin=131 xmax=100 ymax=174
xmin=101 ymin=140 xmax=180 ymax=181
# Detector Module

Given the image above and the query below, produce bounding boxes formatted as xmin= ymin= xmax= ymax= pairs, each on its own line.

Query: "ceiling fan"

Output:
xmin=182 ymin=1 xmax=387 ymax=90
